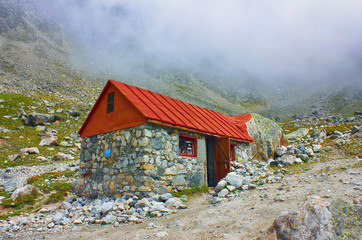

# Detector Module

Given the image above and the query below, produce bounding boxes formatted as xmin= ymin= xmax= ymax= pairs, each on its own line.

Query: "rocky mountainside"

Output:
xmin=1 ymin=1 xmax=360 ymax=120
xmin=0 ymin=0 xmax=103 ymax=104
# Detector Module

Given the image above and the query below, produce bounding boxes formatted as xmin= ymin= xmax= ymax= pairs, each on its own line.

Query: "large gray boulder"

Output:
xmin=22 ymin=112 xmax=62 ymax=127
xmin=285 ymin=128 xmax=309 ymax=141
xmin=310 ymin=129 xmax=327 ymax=140
xmin=246 ymin=114 xmax=286 ymax=160
xmin=3 ymin=177 xmax=26 ymax=192
xmin=39 ymin=135 xmax=59 ymax=146
xmin=225 ymin=172 xmax=243 ymax=188
xmin=275 ymin=155 xmax=296 ymax=166
xmin=257 ymin=197 xmax=361 ymax=240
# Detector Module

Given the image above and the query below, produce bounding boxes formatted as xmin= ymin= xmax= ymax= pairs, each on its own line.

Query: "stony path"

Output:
xmin=15 ymin=157 xmax=362 ymax=240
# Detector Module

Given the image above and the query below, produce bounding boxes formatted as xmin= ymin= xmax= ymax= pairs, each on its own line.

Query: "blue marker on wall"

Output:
xmin=105 ymin=149 xmax=111 ymax=157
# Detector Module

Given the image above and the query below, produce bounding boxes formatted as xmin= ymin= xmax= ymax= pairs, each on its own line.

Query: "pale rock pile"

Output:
xmin=1 ymin=193 xmax=188 ymax=236
xmin=212 ymin=159 xmax=280 ymax=203
xmin=269 ymin=143 xmax=319 ymax=167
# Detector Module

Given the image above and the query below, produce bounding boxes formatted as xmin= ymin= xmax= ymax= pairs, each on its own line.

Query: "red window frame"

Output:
xmin=230 ymin=144 xmax=236 ymax=161
xmin=178 ymin=134 xmax=198 ymax=157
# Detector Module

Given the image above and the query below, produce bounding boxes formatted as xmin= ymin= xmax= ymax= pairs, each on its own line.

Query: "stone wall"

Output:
xmin=75 ymin=123 xmax=206 ymax=198
xmin=232 ymin=140 xmax=253 ymax=163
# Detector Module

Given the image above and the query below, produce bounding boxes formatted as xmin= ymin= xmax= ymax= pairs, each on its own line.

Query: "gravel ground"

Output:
xmin=17 ymin=157 xmax=361 ymax=240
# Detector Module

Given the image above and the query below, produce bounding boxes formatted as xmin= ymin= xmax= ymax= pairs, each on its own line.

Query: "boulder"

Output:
xmin=246 ymin=114 xmax=286 ymax=160
xmin=305 ymin=148 xmax=314 ymax=157
xmin=20 ymin=147 xmax=39 ymax=154
xmin=215 ymin=180 xmax=227 ymax=192
xmin=3 ymin=177 xmax=26 ymax=192
xmin=39 ymin=135 xmax=59 ymax=146
xmin=285 ymin=128 xmax=309 ymax=141
xmin=275 ymin=155 xmax=296 ymax=166
xmin=160 ymin=193 xmax=173 ymax=202
xmin=312 ymin=144 xmax=322 ymax=152
xmin=217 ymin=188 xmax=229 ymax=198
xmin=310 ymin=129 xmax=326 ymax=140
xmin=101 ymin=202 xmax=114 ymax=214
xmin=135 ymin=198 xmax=151 ymax=208
xmin=296 ymin=154 xmax=308 ymax=161
xmin=274 ymin=146 xmax=287 ymax=157
xmin=103 ymin=213 xmax=117 ymax=224
xmin=257 ymin=197 xmax=361 ymax=240
xmin=53 ymin=152 xmax=74 ymax=161
xmin=10 ymin=184 xmax=38 ymax=200
xmin=22 ymin=112 xmax=62 ymax=127
xmin=225 ymin=172 xmax=243 ymax=188
xmin=7 ymin=154 xmax=21 ymax=161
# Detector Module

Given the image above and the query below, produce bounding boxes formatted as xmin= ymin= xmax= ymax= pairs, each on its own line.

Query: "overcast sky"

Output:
xmin=37 ymin=0 xmax=362 ymax=87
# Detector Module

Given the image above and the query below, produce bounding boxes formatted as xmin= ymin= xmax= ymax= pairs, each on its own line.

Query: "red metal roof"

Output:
xmin=110 ymin=80 xmax=254 ymax=142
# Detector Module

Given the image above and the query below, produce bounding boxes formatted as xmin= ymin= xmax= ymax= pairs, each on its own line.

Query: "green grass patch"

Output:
xmin=0 ymin=211 xmax=21 ymax=220
xmin=27 ymin=170 xmax=74 ymax=194
xmin=1 ymin=189 xmax=39 ymax=209
xmin=0 ymin=92 xmax=86 ymax=169
xmin=147 ymin=212 xmax=157 ymax=218
xmin=172 ymin=185 xmax=209 ymax=198
xmin=43 ymin=191 xmax=65 ymax=204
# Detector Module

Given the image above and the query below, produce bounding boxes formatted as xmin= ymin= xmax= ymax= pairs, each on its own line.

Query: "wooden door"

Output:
xmin=214 ymin=136 xmax=230 ymax=183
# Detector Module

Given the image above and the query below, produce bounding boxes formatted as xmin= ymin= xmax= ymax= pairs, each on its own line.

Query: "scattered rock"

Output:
xmin=215 ymin=180 xmax=227 ymax=192
xmin=258 ymin=197 xmax=362 ymax=240
xmin=10 ymin=184 xmax=38 ymax=200
xmin=217 ymin=188 xmax=229 ymax=198
xmin=257 ymin=197 xmax=335 ymax=240
xmin=20 ymin=147 xmax=40 ymax=154
xmin=225 ymin=172 xmax=243 ymax=188
xmin=22 ymin=112 xmax=62 ymax=127
xmin=286 ymin=128 xmax=309 ymax=141
xmin=275 ymin=146 xmax=287 ymax=157
xmin=7 ymin=154 xmax=21 ymax=161
xmin=52 ymin=152 xmax=74 ymax=161
xmin=3 ymin=177 xmax=26 ymax=192
xmin=39 ymin=136 xmax=58 ymax=146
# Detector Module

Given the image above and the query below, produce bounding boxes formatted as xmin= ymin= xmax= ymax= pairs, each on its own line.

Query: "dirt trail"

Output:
xmin=23 ymin=157 xmax=361 ymax=240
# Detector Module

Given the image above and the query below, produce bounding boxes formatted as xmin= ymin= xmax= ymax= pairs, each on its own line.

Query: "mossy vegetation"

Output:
xmin=0 ymin=170 xmax=74 ymax=219
xmin=1 ymin=189 xmax=39 ymax=209
xmin=27 ymin=170 xmax=74 ymax=195
xmin=331 ymin=199 xmax=362 ymax=239
xmin=171 ymin=185 xmax=209 ymax=198
xmin=0 ymin=92 xmax=87 ymax=168
xmin=43 ymin=191 xmax=65 ymax=204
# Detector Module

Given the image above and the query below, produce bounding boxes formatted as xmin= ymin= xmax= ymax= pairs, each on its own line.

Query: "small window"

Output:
xmin=107 ymin=92 xmax=114 ymax=113
xmin=230 ymin=144 xmax=236 ymax=161
xmin=179 ymin=135 xmax=197 ymax=157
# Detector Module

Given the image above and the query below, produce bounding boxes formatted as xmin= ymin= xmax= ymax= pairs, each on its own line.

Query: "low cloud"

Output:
xmin=36 ymin=0 xmax=362 ymax=87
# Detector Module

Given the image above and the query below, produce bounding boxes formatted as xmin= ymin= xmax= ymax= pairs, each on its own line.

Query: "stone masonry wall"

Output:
xmin=75 ymin=123 xmax=206 ymax=198
xmin=232 ymin=140 xmax=253 ymax=163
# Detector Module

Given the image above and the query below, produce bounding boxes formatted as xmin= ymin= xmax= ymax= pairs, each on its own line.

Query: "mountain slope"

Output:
xmin=0 ymin=0 xmax=361 ymax=120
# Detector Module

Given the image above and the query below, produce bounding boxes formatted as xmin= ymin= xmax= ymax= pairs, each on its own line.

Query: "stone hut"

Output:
xmin=76 ymin=79 xmax=254 ymax=198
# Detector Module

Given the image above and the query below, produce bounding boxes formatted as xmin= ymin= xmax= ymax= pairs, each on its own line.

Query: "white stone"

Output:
xmin=226 ymin=185 xmax=236 ymax=192
xmin=217 ymin=188 xmax=229 ymax=198
xmin=312 ymin=144 xmax=322 ymax=152
xmin=225 ymin=172 xmax=243 ymax=188
xmin=215 ymin=180 xmax=228 ymax=192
